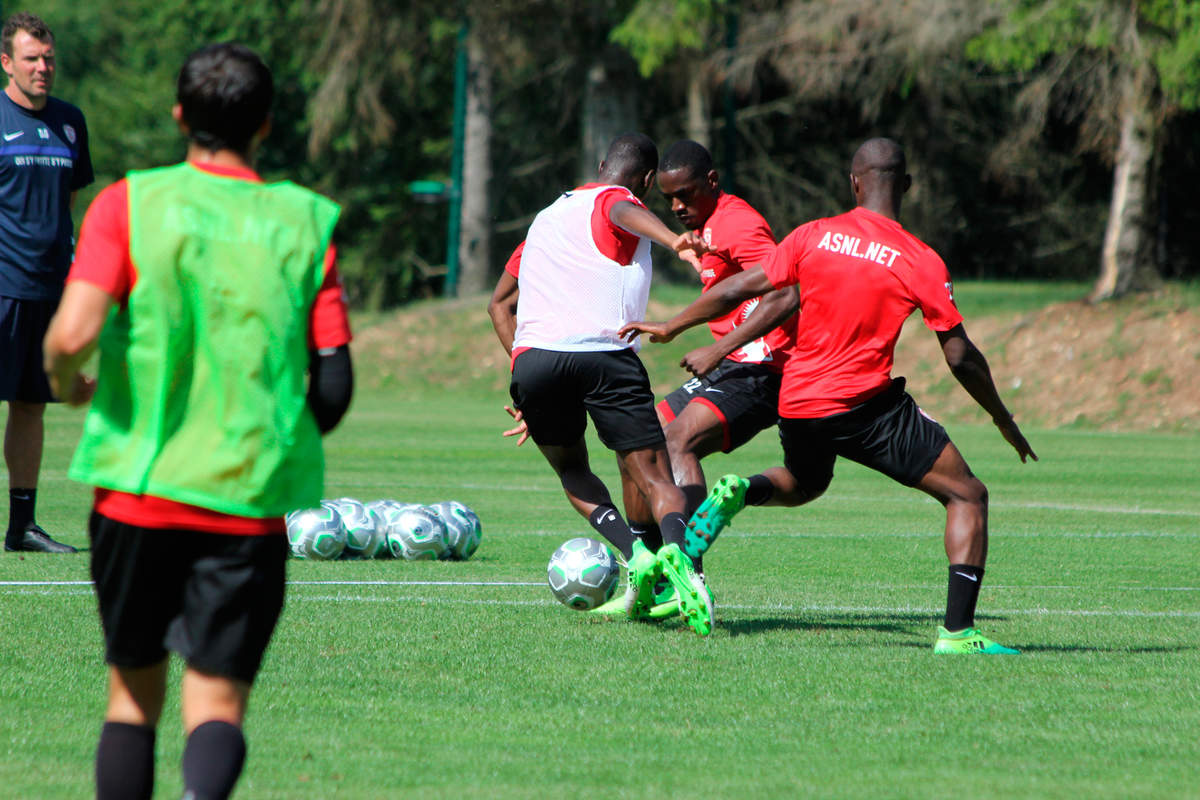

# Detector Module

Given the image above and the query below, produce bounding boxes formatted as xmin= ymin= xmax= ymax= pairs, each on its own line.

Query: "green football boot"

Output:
xmin=587 ymin=592 xmax=629 ymax=616
xmin=683 ymin=474 xmax=748 ymax=560
xmin=933 ymin=626 xmax=1021 ymax=655
xmin=624 ymin=539 xmax=663 ymax=619
xmin=656 ymin=543 xmax=714 ymax=636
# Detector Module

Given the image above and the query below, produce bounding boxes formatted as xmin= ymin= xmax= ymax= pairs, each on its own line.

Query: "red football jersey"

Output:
xmin=763 ymin=206 xmax=963 ymax=418
xmin=696 ymin=193 xmax=792 ymax=370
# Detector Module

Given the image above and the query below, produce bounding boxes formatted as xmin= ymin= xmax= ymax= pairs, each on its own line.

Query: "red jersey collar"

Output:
xmin=185 ymin=160 xmax=263 ymax=183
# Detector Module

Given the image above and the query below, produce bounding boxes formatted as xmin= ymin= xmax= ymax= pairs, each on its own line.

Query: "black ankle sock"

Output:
xmin=659 ymin=512 xmax=688 ymax=549
xmin=630 ymin=522 xmax=663 ymax=553
xmin=96 ymin=721 xmax=156 ymax=800
xmin=945 ymin=564 xmax=985 ymax=631
xmin=744 ymin=475 xmax=773 ymax=506
xmin=182 ymin=720 xmax=246 ymax=800
xmin=7 ymin=488 xmax=36 ymax=536
xmin=588 ymin=504 xmax=635 ymax=560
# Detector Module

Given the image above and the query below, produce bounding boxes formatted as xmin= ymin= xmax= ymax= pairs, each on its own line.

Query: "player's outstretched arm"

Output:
xmin=681 ymin=284 xmax=799 ymax=377
xmin=43 ymin=281 xmax=114 ymax=406
xmin=487 ymin=270 xmax=520 ymax=356
xmin=619 ymin=265 xmax=775 ymax=346
xmin=608 ymin=201 xmax=711 ymax=263
xmin=937 ymin=324 xmax=1037 ymax=463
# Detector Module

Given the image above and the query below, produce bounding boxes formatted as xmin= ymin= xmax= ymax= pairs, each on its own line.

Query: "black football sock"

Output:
xmin=181 ymin=720 xmax=246 ymax=800
xmin=96 ymin=721 xmax=156 ymax=800
xmin=744 ymin=475 xmax=774 ymax=507
xmin=944 ymin=564 xmax=985 ymax=631
xmin=588 ymin=504 xmax=636 ymax=560
xmin=658 ymin=512 xmax=688 ymax=549
xmin=6 ymin=488 xmax=36 ymax=538
xmin=630 ymin=522 xmax=663 ymax=553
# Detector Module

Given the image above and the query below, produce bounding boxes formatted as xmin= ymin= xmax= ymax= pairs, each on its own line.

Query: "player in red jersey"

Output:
xmin=44 ymin=44 xmax=352 ymax=799
xmin=620 ymin=140 xmax=798 ymax=581
xmin=621 ymin=138 xmax=1036 ymax=654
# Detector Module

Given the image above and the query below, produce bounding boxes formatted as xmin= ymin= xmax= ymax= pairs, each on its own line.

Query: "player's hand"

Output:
xmin=619 ymin=320 xmax=675 ymax=344
xmin=57 ymin=372 xmax=96 ymax=407
xmin=502 ymin=405 xmax=530 ymax=446
xmin=994 ymin=417 xmax=1037 ymax=463
xmin=680 ymin=343 xmax=724 ymax=377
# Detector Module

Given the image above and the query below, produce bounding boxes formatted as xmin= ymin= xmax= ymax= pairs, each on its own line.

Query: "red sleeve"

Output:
xmin=504 ymin=241 xmax=524 ymax=278
xmin=308 ymin=244 xmax=353 ymax=349
xmin=591 ymin=187 xmax=645 ymax=264
xmin=721 ymin=208 xmax=776 ymax=271
xmin=68 ymin=179 xmax=135 ymax=302
xmin=913 ymin=250 xmax=963 ymax=332
xmin=763 ymin=223 xmax=812 ymax=290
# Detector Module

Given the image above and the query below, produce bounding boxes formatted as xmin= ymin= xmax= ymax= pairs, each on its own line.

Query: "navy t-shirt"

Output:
xmin=0 ymin=92 xmax=93 ymax=300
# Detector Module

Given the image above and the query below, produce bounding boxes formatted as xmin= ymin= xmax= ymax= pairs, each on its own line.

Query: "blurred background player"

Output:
xmin=621 ymin=137 xmax=1036 ymax=654
xmin=43 ymin=43 xmax=352 ymax=799
xmin=491 ymin=133 xmax=719 ymax=635
xmin=618 ymin=139 xmax=797 ymax=588
xmin=1 ymin=12 xmax=92 ymax=553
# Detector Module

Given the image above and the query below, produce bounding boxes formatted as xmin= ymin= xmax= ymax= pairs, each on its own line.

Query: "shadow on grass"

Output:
xmin=1016 ymin=643 xmax=1196 ymax=654
xmin=721 ymin=612 xmax=932 ymax=638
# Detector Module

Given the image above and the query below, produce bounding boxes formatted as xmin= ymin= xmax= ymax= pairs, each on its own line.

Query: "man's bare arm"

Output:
xmin=937 ymin=323 xmax=1037 ymax=463
xmin=680 ymin=284 xmax=799 ymax=377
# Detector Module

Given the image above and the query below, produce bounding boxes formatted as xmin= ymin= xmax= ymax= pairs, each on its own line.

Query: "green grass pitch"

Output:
xmin=2 ymin=305 xmax=1198 ymax=798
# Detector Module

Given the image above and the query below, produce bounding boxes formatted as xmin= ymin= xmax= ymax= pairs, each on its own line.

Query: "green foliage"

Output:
xmin=968 ymin=0 xmax=1200 ymax=110
xmin=610 ymin=0 xmax=724 ymax=76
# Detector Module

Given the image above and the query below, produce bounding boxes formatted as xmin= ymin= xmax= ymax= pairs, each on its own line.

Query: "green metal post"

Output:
xmin=444 ymin=22 xmax=468 ymax=298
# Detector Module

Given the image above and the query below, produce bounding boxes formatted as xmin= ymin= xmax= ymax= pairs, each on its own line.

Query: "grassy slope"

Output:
xmin=1 ymin=282 xmax=1198 ymax=798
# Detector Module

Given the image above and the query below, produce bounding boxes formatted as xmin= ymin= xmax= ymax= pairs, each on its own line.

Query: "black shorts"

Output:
xmin=658 ymin=360 xmax=781 ymax=452
xmin=0 ymin=295 xmax=56 ymax=403
xmin=510 ymin=347 xmax=665 ymax=452
xmin=778 ymin=378 xmax=951 ymax=494
xmin=89 ymin=512 xmax=288 ymax=683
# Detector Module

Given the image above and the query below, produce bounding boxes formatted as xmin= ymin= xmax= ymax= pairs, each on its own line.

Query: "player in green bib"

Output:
xmin=44 ymin=43 xmax=353 ymax=800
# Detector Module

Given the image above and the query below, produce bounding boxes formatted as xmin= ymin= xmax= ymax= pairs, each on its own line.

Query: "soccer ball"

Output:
xmin=380 ymin=504 xmax=448 ymax=561
xmin=285 ymin=505 xmax=347 ymax=560
xmin=547 ymin=537 xmax=619 ymax=610
xmin=429 ymin=500 xmax=482 ymax=560
xmin=330 ymin=497 xmax=387 ymax=559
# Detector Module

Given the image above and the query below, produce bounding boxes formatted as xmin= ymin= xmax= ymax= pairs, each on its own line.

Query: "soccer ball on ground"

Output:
xmin=380 ymin=504 xmax=448 ymax=560
xmin=331 ymin=497 xmax=387 ymax=559
xmin=547 ymin=537 xmax=619 ymax=610
xmin=285 ymin=505 xmax=347 ymax=560
xmin=429 ymin=500 xmax=482 ymax=560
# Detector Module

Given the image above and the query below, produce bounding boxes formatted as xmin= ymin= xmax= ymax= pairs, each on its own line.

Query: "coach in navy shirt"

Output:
xmin=1 ymin=12 xmax=92 ymax=553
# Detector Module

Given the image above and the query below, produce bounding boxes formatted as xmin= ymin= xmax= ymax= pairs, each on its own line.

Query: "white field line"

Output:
xmin=344 ymin=482 xmax=1200 ymax=518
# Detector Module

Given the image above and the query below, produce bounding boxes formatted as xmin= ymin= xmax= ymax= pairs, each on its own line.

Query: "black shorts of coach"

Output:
xmin=778 ymin=377 xmax=951 ymax=496
xmin=89 ymin=512 xmax=288 ymax=684
xmin=510 ymin=347 xmax=666 ymax=452
xmin=658 ymin=360 xmax=782 ymax=453
xmin=0 ymin=296 xmax=58 ymax=403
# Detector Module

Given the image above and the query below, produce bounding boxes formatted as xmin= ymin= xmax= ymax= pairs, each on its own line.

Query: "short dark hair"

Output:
xmin=603 ymin=133 xmax=659 ymax=177
xmin=659 ymin=140 xmax=713 ymax=179
xmin=2 ymin=12 xmax=54 ymax=58
xmin=177 ymin=43 xmax=273 ymax=154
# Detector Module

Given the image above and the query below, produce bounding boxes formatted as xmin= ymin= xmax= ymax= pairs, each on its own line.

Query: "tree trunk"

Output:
xmin=457 ymin=27 xmax=493 ymax=297
xmin=579 ymin=47 xmax=639 ymax=183
xmin=685 ymin=72 xmax=711 ymax=148
xmin=1090 ymin=60 xmax=1160 ymax=302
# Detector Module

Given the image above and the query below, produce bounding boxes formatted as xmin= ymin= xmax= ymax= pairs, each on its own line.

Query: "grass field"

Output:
xmin=2 ymin=285 xmax=1198 ymax=798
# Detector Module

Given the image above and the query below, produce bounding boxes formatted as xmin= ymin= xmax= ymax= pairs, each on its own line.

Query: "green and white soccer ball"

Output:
xmin=380 ymin=504 xmax=449 ymax=561
xmin=285 ymin=505 xmax=347 ymax=560
xmin=429 ymin=500 xmax=482 ymax=560
xmin=330 ymin=497 xmax=387 ymax=559
xmin=547 ymin=537 xmax=619 ymax=610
